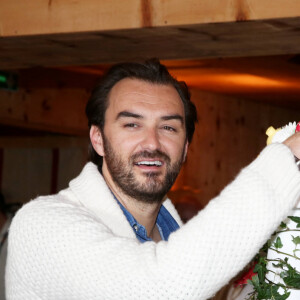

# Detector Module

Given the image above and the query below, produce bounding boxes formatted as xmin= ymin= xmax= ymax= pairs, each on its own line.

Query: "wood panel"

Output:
xmin=2 ymin=148 xmax=52 ymax=203
xmin=152 ymin=0 xmax=300 ymax=25
xmin=57 ymin=147 xmax=88 ymax=191
xmin=0 ymin=17 xmax=300 ymax=69
xmin=0 ymin=144 xmax=87 ymax=203
xmin=168 ymin=89 xmax=300 ymax=207
xmin=0 ymin=82 xmax=90 ymax=135
xmin=1 ymin=0 xmax=300 ymax=36
xmin=0 ymin=136 xmax=88 ymax=205
xmin=0 ymin=136 xmax=88 ymax=148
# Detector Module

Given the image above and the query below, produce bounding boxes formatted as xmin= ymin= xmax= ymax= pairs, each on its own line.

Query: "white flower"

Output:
xmin=270 ymin=122 xmax=296 ymax=144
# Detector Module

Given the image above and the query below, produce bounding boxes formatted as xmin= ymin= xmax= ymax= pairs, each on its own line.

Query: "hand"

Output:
xmin=283 ymin=131 xmax=300 ymax=159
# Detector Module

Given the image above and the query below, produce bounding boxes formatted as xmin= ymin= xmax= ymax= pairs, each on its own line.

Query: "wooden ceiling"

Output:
xmin=1 ymin=1 xmax=300 ymax=71
xmin=57 ymin=54 xmax=300 ymax=109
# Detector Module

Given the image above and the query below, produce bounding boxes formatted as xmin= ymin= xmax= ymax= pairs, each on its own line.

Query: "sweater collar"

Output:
xmin=69 ymin=162 xmax=182 ymax=239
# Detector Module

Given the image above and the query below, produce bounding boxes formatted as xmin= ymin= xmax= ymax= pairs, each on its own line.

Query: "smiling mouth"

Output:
xmin=135 ymin=160 xmax=163 ymax=167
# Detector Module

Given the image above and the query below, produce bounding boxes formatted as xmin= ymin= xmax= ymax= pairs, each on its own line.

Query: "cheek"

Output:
xmin=105 ymin=127 xmax=132 ymax=148
xmin=111 ymin=131 xmax=144 ymax=152
xmin=163 ymin=139 xmax=185 ymax=159
xmin=111 ymin=137 xmax=138 ymax=156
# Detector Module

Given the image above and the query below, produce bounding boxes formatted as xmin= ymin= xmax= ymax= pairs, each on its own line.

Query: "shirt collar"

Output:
xmin=113 ymin=193 xmax=179 ymax=243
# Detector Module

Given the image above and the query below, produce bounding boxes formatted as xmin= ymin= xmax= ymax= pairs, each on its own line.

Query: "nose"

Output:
xmin=140 ymin=128 xmax=161 ymax=151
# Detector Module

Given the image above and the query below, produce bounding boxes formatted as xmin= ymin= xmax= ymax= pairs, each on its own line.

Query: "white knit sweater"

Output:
xmin=5 ymin=143 xmax=300 ymax=300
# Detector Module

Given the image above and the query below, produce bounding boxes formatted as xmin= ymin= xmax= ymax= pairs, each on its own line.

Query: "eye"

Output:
xmin=124 ymin=123 xmax=138 ymax=128
xmin=163 ymin=125 xmax=176 ymax=132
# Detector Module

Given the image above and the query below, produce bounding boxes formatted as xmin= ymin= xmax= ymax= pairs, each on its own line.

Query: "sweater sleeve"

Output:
xmin=6 ymin=143 xmax=300 ymax=300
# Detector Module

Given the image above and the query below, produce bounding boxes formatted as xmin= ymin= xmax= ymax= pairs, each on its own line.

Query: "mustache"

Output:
xmin=131 ymin=150 xmax=170 ymax=163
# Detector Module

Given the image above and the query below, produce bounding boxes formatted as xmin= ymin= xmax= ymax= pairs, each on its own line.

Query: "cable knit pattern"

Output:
xmin=5 ymin=143 xmax=300 ymax=300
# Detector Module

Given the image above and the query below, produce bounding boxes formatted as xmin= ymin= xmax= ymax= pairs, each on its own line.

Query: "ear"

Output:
xmin=90 ymin=125 xmax=105 ymax=157
xmin=182 ymin=140 xmax=189 ymax=162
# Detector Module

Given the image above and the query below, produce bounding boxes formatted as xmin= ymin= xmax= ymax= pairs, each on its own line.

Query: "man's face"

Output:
xmin=92 ymin=78 xmax=188 ymax=203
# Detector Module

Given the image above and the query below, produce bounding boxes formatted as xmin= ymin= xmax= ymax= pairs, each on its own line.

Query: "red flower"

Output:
xmin=295 ymin=121 xmax=300 ymax=133
xmin=234 ymin=263 xmax=257 ymax=286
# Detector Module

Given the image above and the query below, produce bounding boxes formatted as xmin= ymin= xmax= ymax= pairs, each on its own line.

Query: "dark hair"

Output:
xmin=85 ymin=59 xmax=198 ymax=169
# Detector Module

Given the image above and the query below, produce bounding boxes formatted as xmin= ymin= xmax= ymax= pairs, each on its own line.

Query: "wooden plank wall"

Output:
xmin=169 ymin=89 xmax=300 ymax=208
xmin=0 ymin=67 xmax=93 ymax=135
xmin=0 ymin=137 xmax=88 ymax=204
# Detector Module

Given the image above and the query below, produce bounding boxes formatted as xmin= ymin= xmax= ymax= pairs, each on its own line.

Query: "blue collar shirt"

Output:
xmin=115 ymin=197 xmax=180 ymax=243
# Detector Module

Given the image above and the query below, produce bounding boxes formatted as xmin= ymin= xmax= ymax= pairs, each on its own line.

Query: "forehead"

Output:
xmin=106 ymin=78 xmax=184 ymax=115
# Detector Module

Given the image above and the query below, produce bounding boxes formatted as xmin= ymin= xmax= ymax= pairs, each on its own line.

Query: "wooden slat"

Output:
xmin=0 ymin=136 xmax=88 ymax=148
xmin=169 ymin=88 xmax=300 ymax=207
xmin=1 ymin=145 xmax=88 ymax=204
xmin=0 ymin=86 xmax=89 ymax=135
xmin=1 ymin=17 xmax=300 ymax=69
xmin=0 ymin=68 xmax=100 ymax=135
xmin=0 ymin=0 xmax=300 ymax=36
xmin=0 ymin=0 xmax=142 ymax=36
xmin=152 ymin=0 xmax=300 ymax=26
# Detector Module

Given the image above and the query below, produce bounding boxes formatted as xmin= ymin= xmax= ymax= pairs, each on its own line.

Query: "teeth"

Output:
xmin=137 ymin=160 xmax=162 ymax=166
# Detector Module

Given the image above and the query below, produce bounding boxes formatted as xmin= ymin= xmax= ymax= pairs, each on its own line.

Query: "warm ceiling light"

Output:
xmin=220 ymin=74 xmax=288 ymax=88
xmin=176 ymin=72 xmax=296 ymax=91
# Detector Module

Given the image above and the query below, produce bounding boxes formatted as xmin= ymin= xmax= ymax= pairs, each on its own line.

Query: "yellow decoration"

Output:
xmin=265 ymin=126 xmax=281 ymax=145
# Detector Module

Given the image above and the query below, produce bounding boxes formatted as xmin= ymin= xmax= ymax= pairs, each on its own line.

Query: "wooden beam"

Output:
xmin=0 ymin=17 xmax=300 ymax=69
xmin=0 ymin=0 xmax=300 ymax=36
xmin=0 ymin=1 xmax=299 ymax=69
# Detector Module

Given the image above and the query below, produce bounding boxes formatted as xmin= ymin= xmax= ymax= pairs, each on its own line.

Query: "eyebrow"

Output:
xmin=161 ymin=114 xmax=184 ymax=125
xmin=116 ymin=111 xmax=142 ymax=120
xmin=116 ymin=111 xmax=184 ymax=125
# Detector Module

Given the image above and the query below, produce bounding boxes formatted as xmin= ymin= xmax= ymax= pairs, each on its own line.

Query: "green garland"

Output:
xmin=246 ymin=214 xmax=300 ymax=300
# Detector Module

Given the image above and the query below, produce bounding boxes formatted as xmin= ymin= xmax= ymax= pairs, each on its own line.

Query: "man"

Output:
xmin=6 ymin=60 xmax=300 ymax=299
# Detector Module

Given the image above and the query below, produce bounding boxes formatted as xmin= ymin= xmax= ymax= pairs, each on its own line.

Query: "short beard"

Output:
xmin=102 ymin=134 xmax=185 ymax=204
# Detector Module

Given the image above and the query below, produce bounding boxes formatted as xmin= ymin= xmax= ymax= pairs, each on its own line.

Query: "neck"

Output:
xmin=102 ymin=166 xmax=163 ymax=242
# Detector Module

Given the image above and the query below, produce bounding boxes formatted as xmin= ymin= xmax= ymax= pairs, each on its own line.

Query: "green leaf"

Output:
xmin=249 ymin=274 xmax=260 ymax=290
xmin=249 ymin=221 xmax=300 ymax=299
xmin=286 ymin=263 xmax=297 ymax=277
xmin=279 ymin=221 xmax=287 ymax=229
xmin=269 ymin=285 xmax=290 ymax=300
xmin=288 ymin=216 xmax=300 ymax=227
xmin=273 ymin=237 xmax=283 ymax=249
xmin=254 ymin=262 xmax=266 ymax=281
xmin=283 ymin=276 xmax=300 ymax=288
xmin=292 ymin=235 xmax=300 ymax=246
